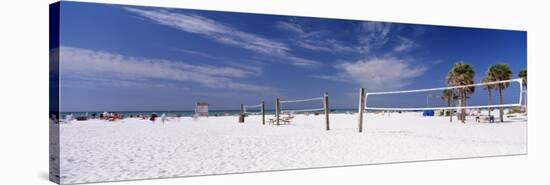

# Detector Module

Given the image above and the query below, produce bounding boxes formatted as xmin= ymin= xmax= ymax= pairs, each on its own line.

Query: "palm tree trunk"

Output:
xmin=448 ymin=99 xmax=452 ymax=122
xmin=461 ymin=90 xmax=466 ymax=123
xmin=488 ymin=90 xmax=492 ymax=118
xmin=499 ymin=88 xmax=504 ymax=123
xmin=463 ymin=93 xmax=467 ymax=123
xmin=454 ymin=99 xmax=458 ymax=121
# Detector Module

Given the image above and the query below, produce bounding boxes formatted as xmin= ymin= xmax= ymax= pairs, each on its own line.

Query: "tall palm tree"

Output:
xmin=482 ymin=75 xmax=495 ymax=119
xmin=518 ymin=69 xmax=527 ymax=113
xmin=488 ymin=64 xmax=513 ymax=123
xmin=446 ymin=62 xmax=475 ymax=123
xmin=441 ymin=89 xmax=457 ymax=122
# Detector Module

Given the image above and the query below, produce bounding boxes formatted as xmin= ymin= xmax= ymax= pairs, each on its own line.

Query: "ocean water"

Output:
xmin=60 ymin=109 xmax=362 ymax=119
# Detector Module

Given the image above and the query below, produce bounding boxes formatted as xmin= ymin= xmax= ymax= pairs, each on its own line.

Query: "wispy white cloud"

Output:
xmin=176 ymin=48 xmax=221 ymax=60
xmin=125 ymin=7 xmax=319 ymax=67
xmin=358 ymin=22 xmax=393 ymax=53
xmin=277 ymin=20 xmax=417 ymax=55
xmin=275 ymin=21 xmax=305 ymax=35
xmin=60 ymin=46 xmax=275 ymax=92
xmin=318 ymin=57 xmax=427 ymax=91
xmin=125 ymin=7 xmax=288 ymax=55
xmin=175 ymin=48 xmax=264 ymax=75
xmin=287 ymin=56 xmax=319 ymax=67
xmin=393 ymin=36 xmax=417 ymax=52
xmin=276 ymin=21 xmax=356 ymax=53
xmin=62 ymin=76 xmax=188 ymax=90
xmin=296 ymin=39 xmax=356 ymax=52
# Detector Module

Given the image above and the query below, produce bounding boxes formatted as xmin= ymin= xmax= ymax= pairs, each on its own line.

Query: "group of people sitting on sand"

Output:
xmin=474 ymin=112 xmax=496 ymax=123
xmin=97 ymin=112 xmax=123 ymax=121
xmin=137 ymin=112 xmax=183 ymax=124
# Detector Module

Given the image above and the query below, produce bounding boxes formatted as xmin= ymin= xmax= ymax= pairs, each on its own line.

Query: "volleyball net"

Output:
xmin=277 ymin=93 xmax=331 ymax=130
xmin=243 ymin=103 xmax=263 ymax=115
xmin=362 ymin=78 xmax=523 ymax=112
xmin=279 ymin=96 xmax=325 ymax=114
xmin=356 ymin=78 xmax=524 ymax=132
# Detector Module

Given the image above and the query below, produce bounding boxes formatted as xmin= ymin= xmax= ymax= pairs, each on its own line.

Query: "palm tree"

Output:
xmin=488 ymin=64 xmax=513 ymax=123
xmin=446 ymin=62 xmax=475 ymax=123
xmin=441 ymin=89 xmax=457 ymax=122
xmin=518 ymin=69 xmax=527 ymax=113
xmin=482 ymin=75 xmax=495 ymax=119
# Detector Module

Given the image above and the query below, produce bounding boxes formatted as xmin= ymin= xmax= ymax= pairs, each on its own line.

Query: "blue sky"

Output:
xmin=58 ymin=2 xmax=527 ymax=112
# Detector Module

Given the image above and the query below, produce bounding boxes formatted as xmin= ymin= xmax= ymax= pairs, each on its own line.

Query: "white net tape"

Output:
xmin=281 ymin=108 xmax=324 ymax=113
xmin=280 ymin=97 xmax=323 ymax=104
xmin=244 ymin=103 xmax=263 ymax=114
xmin=280 ymin=96 xmax=325 ymax=113
xmin=244 ymin=104 xmax=262 ymax=108
xmin=364 ymin=78 xmax=523 ymax=111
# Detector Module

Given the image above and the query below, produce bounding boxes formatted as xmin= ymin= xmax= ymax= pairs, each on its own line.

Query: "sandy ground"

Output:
xmin=56 ymin=112 xmax=527 ymax=184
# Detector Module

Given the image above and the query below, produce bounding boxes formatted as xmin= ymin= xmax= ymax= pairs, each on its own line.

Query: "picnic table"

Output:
xmin=268 ymin=116 xmax=293 ymax=125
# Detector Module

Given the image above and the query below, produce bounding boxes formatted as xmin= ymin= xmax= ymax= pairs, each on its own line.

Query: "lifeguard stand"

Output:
xmin=195 ymin=102 xmax=209 ymax=117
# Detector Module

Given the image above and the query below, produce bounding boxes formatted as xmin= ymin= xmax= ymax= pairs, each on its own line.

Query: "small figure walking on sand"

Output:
xmin=160 ymin=113 xmax=167 ymax=124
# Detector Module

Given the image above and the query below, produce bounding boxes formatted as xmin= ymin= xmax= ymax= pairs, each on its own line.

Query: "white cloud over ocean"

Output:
xmin=59 ymin=46 xmax=275 ymax=92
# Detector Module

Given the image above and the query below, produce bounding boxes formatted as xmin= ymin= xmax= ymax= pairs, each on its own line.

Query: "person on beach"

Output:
xmin=160 ymin=113 xmax=167 ymax=124
xmin=150 ymin=112 xmax=158 ymax=122
xmin=176 ymin=113 xmax=182 ymax=122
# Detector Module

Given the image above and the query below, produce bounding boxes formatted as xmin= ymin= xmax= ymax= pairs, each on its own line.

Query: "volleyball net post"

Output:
xmin=261 ymin=101 xmax=265 ymax=125
xmin=276 ymin=97 xmax=280 ymax=126
xmin=323 ymin=92 xmax=330 ymax=131
xmin=357 ymin=88 xmax=366 ymax=133
xmin=239 ymin=103 xmax=244 ymax=123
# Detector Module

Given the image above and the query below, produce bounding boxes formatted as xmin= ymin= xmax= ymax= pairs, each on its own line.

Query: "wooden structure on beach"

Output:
xmin=274 ymin=92 xmax=330 ymax=130
xmin=195 ymin=102 xmax=209 ymax=117
xmin=240 ymin=102 xmax=265 ymax=124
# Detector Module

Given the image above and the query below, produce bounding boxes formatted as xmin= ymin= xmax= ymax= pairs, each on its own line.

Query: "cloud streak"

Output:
xmin=393 ymin=37 xmax=416 ymax=52
xmin=358 ymin=22 xmax=393 ymax=53
xmin=125 ymin=7 xmax=319 ymax=67
xmin=277 ymin=20 xmax=418 ymax=56
xmin=60 ymin=46 xmax=275 ymax=92
xmin=276 ymin=21 xmax=356 ymax=53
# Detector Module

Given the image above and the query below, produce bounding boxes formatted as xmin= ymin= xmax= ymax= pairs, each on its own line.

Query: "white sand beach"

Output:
xmin=57 ymin=112 xmax=527 ymax=184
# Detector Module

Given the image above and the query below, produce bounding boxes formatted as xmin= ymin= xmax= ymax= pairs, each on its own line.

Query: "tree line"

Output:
xmin=441 ymin=61 xmax=527 ymax=123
